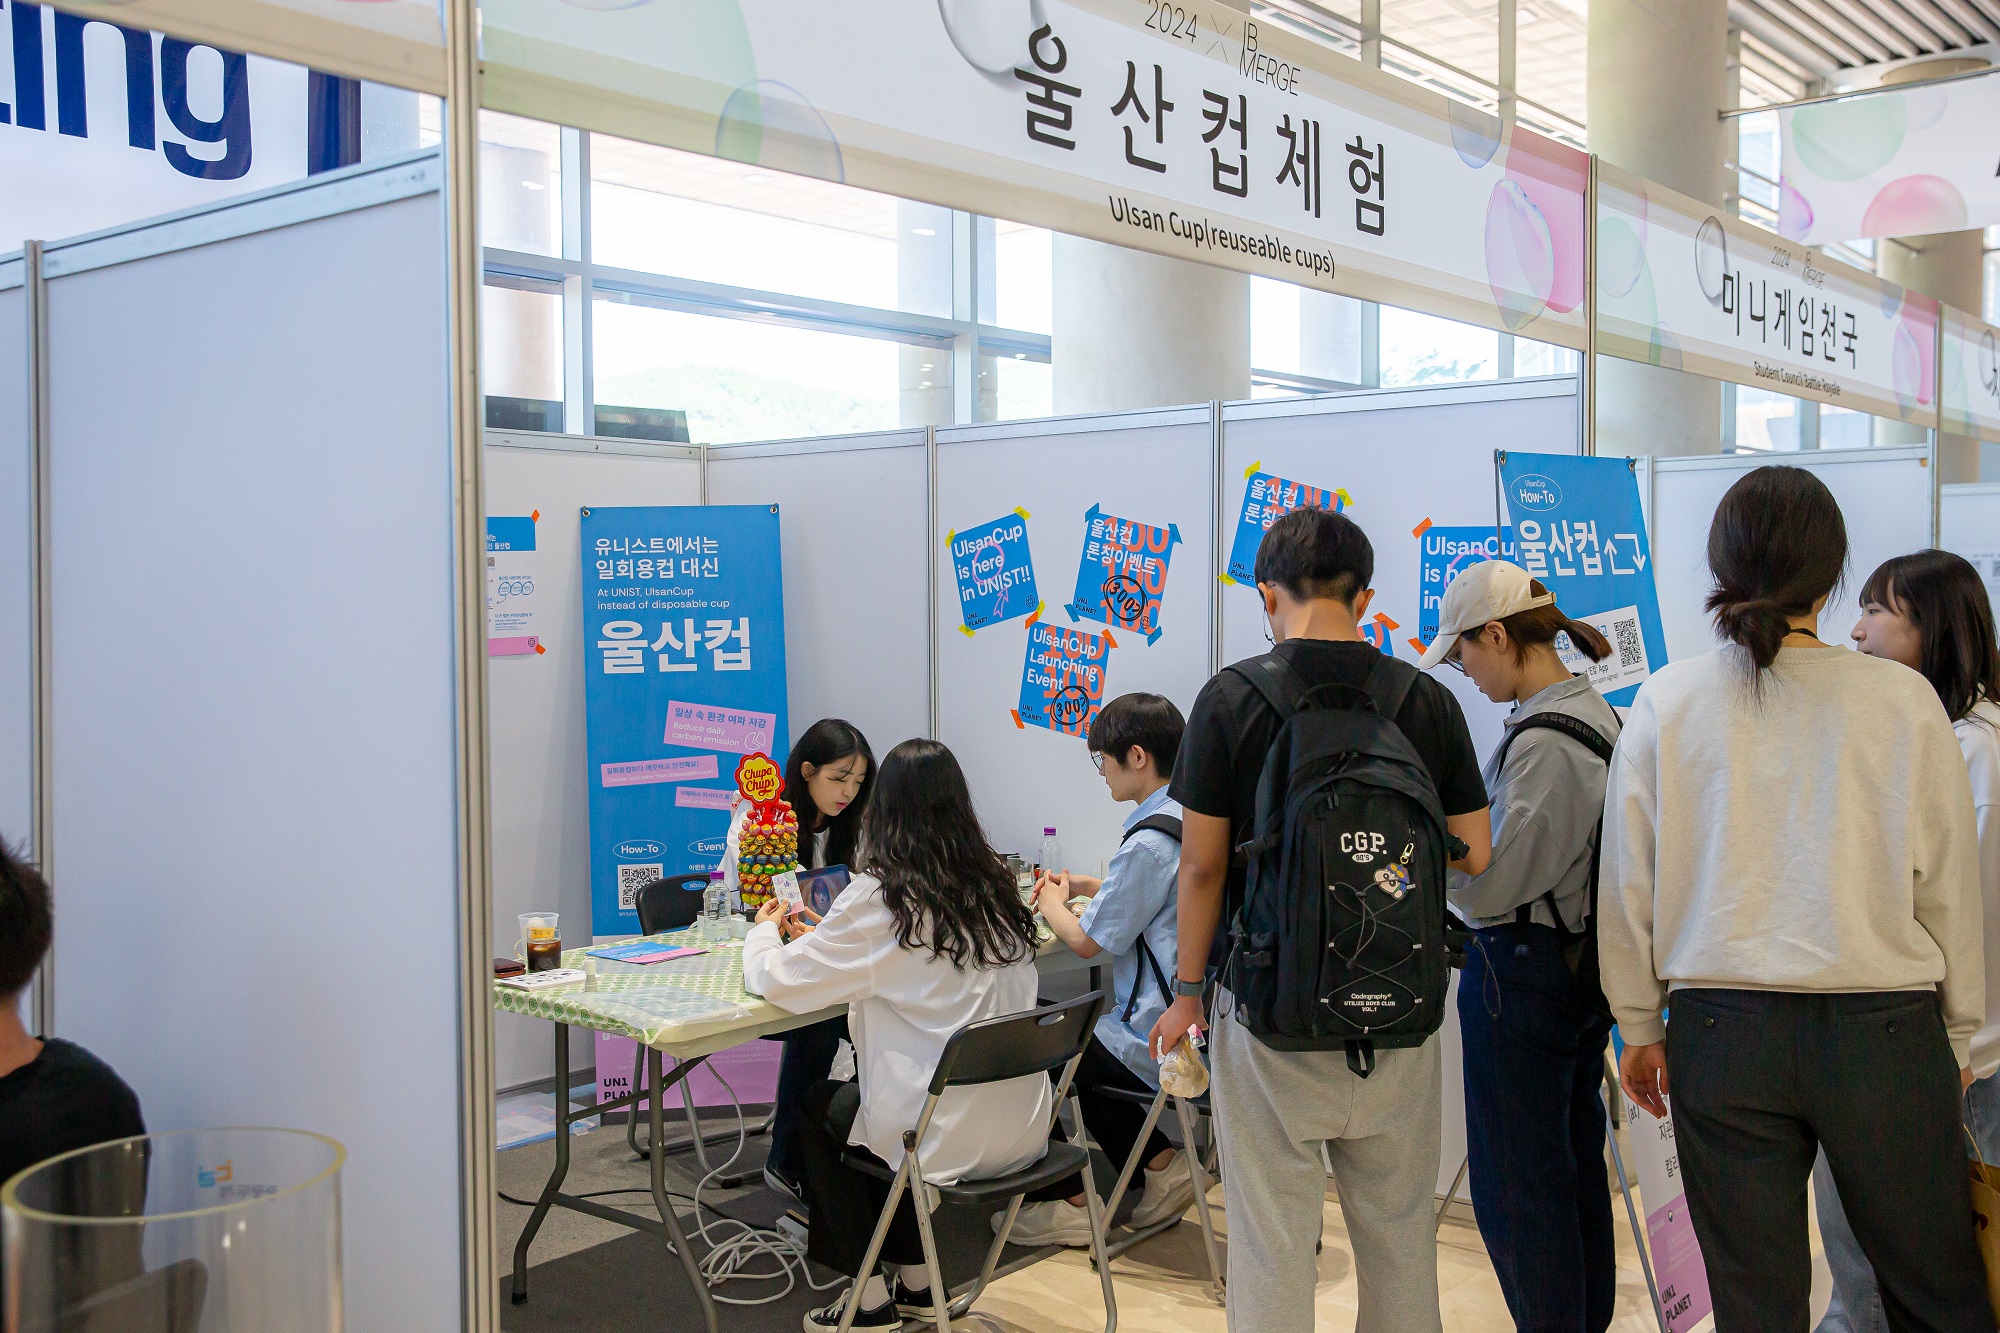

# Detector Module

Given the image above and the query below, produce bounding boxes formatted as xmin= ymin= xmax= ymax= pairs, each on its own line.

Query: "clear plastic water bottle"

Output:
xmin=1037 ymin=827 xmax=1060 ymax=879
xmin=703 ymin=869 xmax=727 ymax=942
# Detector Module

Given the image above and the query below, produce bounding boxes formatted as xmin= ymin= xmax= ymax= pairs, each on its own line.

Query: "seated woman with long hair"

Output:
xmin=743 ymin=739 xmax=1048 ymax=1331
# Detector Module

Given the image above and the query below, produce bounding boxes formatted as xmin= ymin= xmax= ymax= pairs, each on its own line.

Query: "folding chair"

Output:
xmin=834 ymin=990 xmax=1118 ymax=1333
xmin=1087 ymin=1082 xmax=1226 ymax=1305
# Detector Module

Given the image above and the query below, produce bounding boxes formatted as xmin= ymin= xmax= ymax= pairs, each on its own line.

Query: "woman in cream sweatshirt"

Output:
xmin=1597 ymin=466 xmax=1989 ymax=1332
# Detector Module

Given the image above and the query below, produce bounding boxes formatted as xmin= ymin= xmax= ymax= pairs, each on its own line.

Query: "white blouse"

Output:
xmin=742 ymin=873 xmax=1051 ymax=1184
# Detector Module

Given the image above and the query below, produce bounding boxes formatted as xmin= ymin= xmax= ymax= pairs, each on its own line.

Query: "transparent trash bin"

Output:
xmin=2 ymin=1127 xmax=344 ymax=1333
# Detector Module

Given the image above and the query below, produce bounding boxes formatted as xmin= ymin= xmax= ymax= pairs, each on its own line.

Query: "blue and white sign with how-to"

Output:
xmin=1495 ymin=452 xmax=1666 ymax=708
xmin=949 ymin=508 xmax=1041 ymax=634
xmin=579 ymin=505 xmax=789 ymax=937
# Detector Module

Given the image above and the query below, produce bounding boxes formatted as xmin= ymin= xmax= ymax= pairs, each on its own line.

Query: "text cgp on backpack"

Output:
xmin=1225 ymin=653 xmax=1466 ymax=1077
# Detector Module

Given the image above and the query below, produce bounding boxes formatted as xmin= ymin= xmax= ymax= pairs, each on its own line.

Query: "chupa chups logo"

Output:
xmin=735 ymin=752 xmax=783 ymax=805
xmin=1511 ymin=473 xmax=1563 ymax=511
xmin=614 ymin=840 xmax=664 ymax=859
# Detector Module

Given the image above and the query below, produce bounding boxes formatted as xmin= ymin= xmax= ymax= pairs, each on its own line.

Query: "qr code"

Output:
xmin=1613 ymin=616 xmax=1643 ymax=668
xmin=617 ymin=864 xmax=664 ymax=911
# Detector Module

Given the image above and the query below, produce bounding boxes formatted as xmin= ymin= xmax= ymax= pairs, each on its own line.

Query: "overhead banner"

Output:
xmin=579 ymin=504 xmax=789 ymax=937
xmin=1944 ymin=306 xmax=2000 ymax=446
xmin=1779 ymin=76 xmax=2000 ymax=245
xmin=1495 ymin=452 xmax=1665 ymax=709
xmin=1596 ymin=162 xmax=1939 ymax=429
xmin=481 ymin=0 xmax=1587 ymax=349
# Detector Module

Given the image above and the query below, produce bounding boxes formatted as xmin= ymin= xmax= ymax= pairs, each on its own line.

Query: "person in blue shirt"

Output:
xmin=1006 ymin=692 xmax=1197 ymax=1249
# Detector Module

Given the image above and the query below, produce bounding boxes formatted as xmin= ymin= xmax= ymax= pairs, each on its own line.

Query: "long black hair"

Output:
xmin=1860 ymin=550 xmax=2000 ymax=724
xmin=781 ymin=719 xmax=875 ymax=869
xmin=857 ymin=739 xmax=1036 ymax=970
xmin=1705 ymin=466 xmax=1848 ymax=673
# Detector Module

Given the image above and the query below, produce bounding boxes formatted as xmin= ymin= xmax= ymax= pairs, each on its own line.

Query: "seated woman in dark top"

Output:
xmin=0 ymin=837 xmax=146 ymax=1191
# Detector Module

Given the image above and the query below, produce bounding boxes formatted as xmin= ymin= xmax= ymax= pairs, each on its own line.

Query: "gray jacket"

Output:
xmin=1449 ymin=674 xmax=1620 ymax=930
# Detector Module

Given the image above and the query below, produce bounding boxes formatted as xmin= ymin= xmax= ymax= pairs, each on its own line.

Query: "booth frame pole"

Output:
xmin=442 ymin=0 xmax=500 ymax=1326
xmin=25 ymin=239 xmax=54 ymax=1036
xmin=927 ymin=425 xmax=940 ymax=739
xmin=1210 ymin=400 xmax=1224 ymax=678
xmin=1932 ymin=312 xmax=1944 ymax=545
xmin=1582 ymin=156 xmax=1598 ymax=459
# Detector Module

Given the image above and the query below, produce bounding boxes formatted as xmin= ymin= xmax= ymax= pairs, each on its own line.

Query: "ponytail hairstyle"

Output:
xmin=1493 ymin=579 xmax=1612 ymax=664
xmin=857 ymin=739 xmax=1037 ymax=970
xmin=1704 ymin=466 xmax=1848 ymax=674
xmin=1859 ymin=550 xmax=2000 ymax=724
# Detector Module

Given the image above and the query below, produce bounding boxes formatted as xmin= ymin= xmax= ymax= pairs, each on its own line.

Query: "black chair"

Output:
xmin=833 ymin=990 xmax=1117 ymax=1333
xmin=625 ymin=873 xmax=722 ymax=1162
xmin=1087 ymin=1082 xmax=1225 ymax=1304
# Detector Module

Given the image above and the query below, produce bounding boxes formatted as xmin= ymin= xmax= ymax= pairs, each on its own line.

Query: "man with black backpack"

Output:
xmin=1149 ymin=506 xmax=1491 ymax=1333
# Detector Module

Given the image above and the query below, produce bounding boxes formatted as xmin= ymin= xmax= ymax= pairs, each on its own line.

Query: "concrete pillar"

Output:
xmin=1588 ymin=0 xmax=1730 ymax=457
xmin=1877 ymin=227 xmax=1987 ymax=477
xmin=1050 ymin=236 xmax=1250 ymax=414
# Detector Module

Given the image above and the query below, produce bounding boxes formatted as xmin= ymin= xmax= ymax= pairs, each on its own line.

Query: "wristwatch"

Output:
xmin=1173 ymin=977 xmax=1205 ymax=998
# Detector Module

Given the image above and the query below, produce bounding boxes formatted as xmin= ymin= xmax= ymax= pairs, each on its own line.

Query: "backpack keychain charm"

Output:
xmin=1371 ymin=842 xmax=1415 ymax=900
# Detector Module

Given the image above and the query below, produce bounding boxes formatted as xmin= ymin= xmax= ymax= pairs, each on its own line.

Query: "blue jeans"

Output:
xmin=1815 ymin=1071 xmax=2000 ymax=1333
xmin=1459 ymin=923 xmax=1618 ymax=1333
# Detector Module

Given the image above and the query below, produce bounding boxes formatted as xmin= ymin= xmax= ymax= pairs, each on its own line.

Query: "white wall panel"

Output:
xmin=708 ymin=430 xmax=931 ymax=760
xmin=1942 ymin=483 xmax=2000 ymax=622
xmin=0 ymin=282 xmax=29 ymax=859
xmin=45 ymin=188 xmax=458 ymax=1333
xmin=484 ymin=432 xmax=701 ymax=1090
xmin=933 ymin=408 xmax=1215 ymax=881
xmin=1651 ymin=447 xmax=1935 ymax=663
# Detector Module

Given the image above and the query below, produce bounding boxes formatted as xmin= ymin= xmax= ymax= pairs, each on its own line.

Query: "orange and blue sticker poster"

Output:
xmin=1417 ymin=524 xmax=1516 ymax=648
xmin=1015 ymin=623 xmax=1115 ymax=738
xmin=948 ymin=509 xmax=1039 ymax=632
xmin=1066 ymin=505 xmax=1180 ymax=644
xmin=1226 ymin=468 xmax=1347 ymax=584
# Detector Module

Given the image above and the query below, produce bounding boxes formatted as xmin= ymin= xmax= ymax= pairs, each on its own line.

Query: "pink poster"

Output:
xmin=595 ymin=1031 xmax=783 ymax=1114
xmin=664 ymin=701 xmax=777 ymax=756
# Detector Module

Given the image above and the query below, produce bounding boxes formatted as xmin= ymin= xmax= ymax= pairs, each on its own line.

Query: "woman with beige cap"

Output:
xmin=1417 ymin=557 xmax=1621 ymax=1333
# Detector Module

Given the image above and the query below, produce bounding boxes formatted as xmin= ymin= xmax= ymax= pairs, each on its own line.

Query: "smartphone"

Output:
xmin=797 ymin=865 xmax=852 ymax=917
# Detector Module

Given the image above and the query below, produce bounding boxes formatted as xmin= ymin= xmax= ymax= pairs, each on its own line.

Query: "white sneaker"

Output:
xmin=1127 ymin=1151 xmax=1199 ymax=1230
xmin=997 ymin=1198 xmax=1094 ymax=1248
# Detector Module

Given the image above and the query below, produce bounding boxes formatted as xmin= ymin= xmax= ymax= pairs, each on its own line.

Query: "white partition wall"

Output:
xmin=484 ymin=432 xmax=702 ymax=1090
xmin=1220 ymin=377 xmax=1582 ymax=762
xmin=933 ymin=407 xmax=1217 ymax=879
xmin=708 ymin=430 xmax=933 ymax=757
xmin=41 ymin=159 xmax=461 ymax=1333
xmin=1943 ymin=484 xmax=2000 ymax=619
xmin=0 ymin=258 xmax=29 ymax=859
xmin=1650 ymin=446 xmax=1937 ymax=662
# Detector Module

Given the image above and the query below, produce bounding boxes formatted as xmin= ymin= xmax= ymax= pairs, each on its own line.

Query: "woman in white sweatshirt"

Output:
xmin=1597 ymin=466 xmax=1989 ymax=1331
xmin=1814 ymin=548 xmax=2000 ymax=1333
xmin=743 ymin=738 xmax=1050 ymax=1333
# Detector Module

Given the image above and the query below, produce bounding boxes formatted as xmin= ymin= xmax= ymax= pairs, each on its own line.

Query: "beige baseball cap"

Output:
xmin=1416 ymin=558 xmax=1553 ymax=669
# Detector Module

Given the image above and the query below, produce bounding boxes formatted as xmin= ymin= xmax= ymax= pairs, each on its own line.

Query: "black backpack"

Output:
xmin=1487 ymin=711 xmax=1616 ymax=1020
xmin=1117 ymin=814 xmax=1181 ymax=1025
xmin=1224 ymin=652 xmax=1460 ymax=1076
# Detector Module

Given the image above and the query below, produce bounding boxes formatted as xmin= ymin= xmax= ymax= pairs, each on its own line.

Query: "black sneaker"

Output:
xmin=893 ymin=1277 xmax=941 ymax=1321
xmin=763 ymin=1163 xmax=804 ymax=1204
xmin=802 ymin=1282 xmax=899 ymax=1331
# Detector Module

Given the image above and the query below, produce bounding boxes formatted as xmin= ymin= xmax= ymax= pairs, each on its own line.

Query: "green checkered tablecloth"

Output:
xmin=492 ymin=929 xmax=760 ymax=1045
xmin=494 ymin=921 xmax=1066 ymax=1047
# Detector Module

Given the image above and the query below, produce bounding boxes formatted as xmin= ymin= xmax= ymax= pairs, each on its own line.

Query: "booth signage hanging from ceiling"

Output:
xmin=1595 ymin=161 xmax=1940 ymax=430
xmin=479 ymin=0 xmax=1587 ymax=349
xmin=1777 ymin=73 xmax=2000 ymax=245
xmin=1943 ymin=306 xmax=2000 ymax=446
xmin=49 ymin=0 xmax=445 ymax=93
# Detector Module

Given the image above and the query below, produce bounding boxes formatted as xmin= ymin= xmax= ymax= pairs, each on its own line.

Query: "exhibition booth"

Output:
xmin=7 ymin=1 xmax=2000 ymax=1330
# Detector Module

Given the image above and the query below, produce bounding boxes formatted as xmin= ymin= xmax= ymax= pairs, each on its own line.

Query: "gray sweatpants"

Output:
xmin=1210 ymin=990 xmax=1444 ymax=1333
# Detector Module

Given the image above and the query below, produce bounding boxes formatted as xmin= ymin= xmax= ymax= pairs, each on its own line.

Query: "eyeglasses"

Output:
xmin=1090 ymin=752 xmax=1106 ymax=772
xmin=1442 ymin=646 xmax=1466 ymax=674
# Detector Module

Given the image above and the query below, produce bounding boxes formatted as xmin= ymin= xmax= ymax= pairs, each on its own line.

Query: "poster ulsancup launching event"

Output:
xmin=579 ymin=504 xmax=790 ymax=938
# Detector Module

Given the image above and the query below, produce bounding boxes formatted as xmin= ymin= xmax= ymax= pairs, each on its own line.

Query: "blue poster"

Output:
xmin=1417 ymin=523 xmax=1517 ymax=648
xmin=1224 ymin=465 xmax=1349 ymax=584
xmin=1496 ymin=453 xmax=1667 ymax=708
xmin=948 ymin=508 xmax=1040 ymax=633
xmin=1015 ymin=622 xmax=1115 ymax=738
xmin=579 ymin=505 xmax=790 ymax=936
xmin=1066 ymin=505 xmax=1180 ymax=643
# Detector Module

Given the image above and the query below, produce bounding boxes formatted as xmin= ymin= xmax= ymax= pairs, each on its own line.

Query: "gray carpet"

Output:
xmin=496 ymin=1107 xmax=1133 ymax=1332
